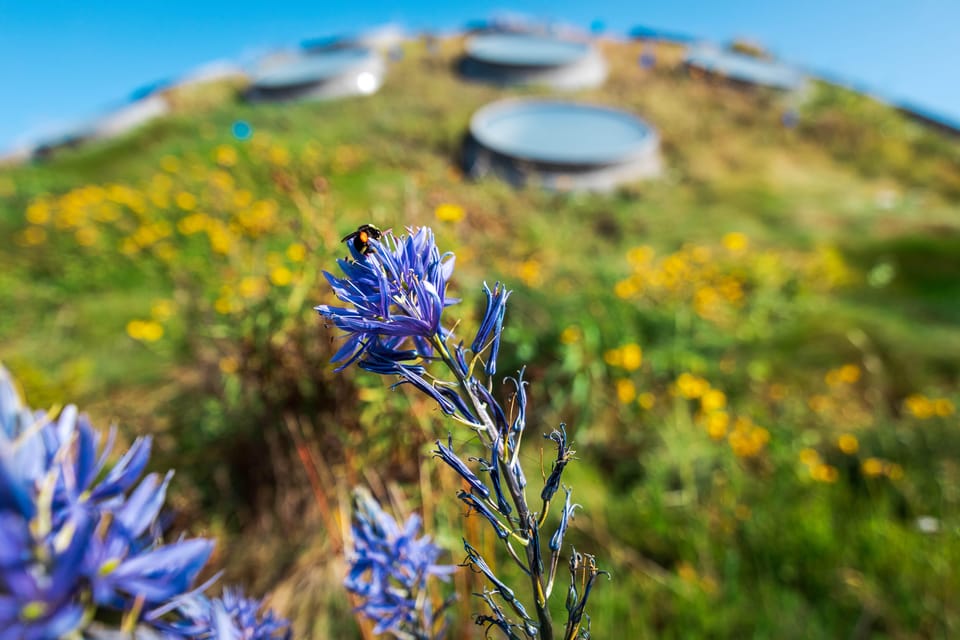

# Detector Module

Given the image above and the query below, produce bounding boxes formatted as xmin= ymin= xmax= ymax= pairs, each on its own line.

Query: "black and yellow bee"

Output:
xmin=341 ymin=224 xmax=382 ymax=256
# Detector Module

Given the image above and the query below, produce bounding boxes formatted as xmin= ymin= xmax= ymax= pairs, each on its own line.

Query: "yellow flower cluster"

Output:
xmin=125 ymin=298 xmax=176 ymax=342
xmin=19 ymin=150 xmax=291 ymax=265
xmin=675 ymin=372 xmax=711 ymax=400
xmin=16 ymin=142 xmax=321 ymax=353
xmin=17 ymin=184 xmax=139 ymax=248
xmin=614 ymin=240 xmax=748 ymax=325
xmin=605 ymin=342 xmax=655 ymax=409
xmin=798 ymin=448 xmax=839 ymax=483
xmin=126 ymin=320 xmax=164 ymax=342
xmin=824 ymin=364 xmax=861 ymax=387
xmin=726 ymin=417 xmax=770 ymax=459
xmin=675 ymin=373 xmax=770 ymax=457
xmin=604 ymin=343 xmax=643 ymax=371
xmin=861 ymin=457 xmax=904 ymax=480
xmin=805 ymin=363 xmax=874 ymax=430
xmin=615 ymin=235 xmax=854 ymax=326
xmin=903 ymin=394 xmax=955 ymax=419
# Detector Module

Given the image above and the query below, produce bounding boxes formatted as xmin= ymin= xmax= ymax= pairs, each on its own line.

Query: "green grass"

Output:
xmin=2 ymin=36 xmax=959 ymax=638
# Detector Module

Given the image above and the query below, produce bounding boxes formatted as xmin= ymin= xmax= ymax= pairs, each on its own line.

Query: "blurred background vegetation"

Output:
xmin=1 ymin=37 xmax=959 ymax=638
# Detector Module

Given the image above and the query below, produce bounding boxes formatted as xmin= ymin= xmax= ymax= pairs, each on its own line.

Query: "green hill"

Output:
xmin=2 ymin=37 xmax=959 ymax=638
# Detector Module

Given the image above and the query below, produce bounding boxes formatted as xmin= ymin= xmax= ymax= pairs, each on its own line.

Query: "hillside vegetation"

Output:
xmin=2 ymin=37 xmax=959 ymax=638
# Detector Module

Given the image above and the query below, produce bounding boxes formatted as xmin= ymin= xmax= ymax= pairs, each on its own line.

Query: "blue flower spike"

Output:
xmin=319 ymin=226 xmax=607 ymax=639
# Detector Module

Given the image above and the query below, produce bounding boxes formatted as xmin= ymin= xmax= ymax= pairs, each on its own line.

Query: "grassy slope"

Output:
xmin=2 ymin=36 xmax=960 ymax=638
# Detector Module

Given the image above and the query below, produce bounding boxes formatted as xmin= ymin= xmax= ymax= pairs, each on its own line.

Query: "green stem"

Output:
xmin=430 ymin=336 xmax=554 ymax=640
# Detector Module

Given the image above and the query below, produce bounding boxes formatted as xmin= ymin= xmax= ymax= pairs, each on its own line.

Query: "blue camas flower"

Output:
xmin=150 ymin=588 xmax=291 ymax=639
xmin=0 ymin=364 xmax=289 ymax=639
xmin=316 ymin=226 xmax=457 ymax=369
xmin=345 ymin=488 xmax=455 ymax=639
xmin=319 ymin=226 xmax=606 ymax=640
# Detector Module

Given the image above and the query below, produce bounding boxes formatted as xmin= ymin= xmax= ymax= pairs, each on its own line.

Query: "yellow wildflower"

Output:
xmin=214 ymin=298 xmax=235 ymax=315
xmin=677 ymin=562 xmax=697 ymax=584
xmin=862 ymin=458 xmax=884 ymax=477
xmin=637 ymin=392 xmax=656 ymax=410
xmin=626 ymin=245 xmax=653 ymax=266
xmin=219 ymin=356 xmax=240 ymax=374
xmin=286 ymin=242 xmax=307 ymax=263
xmin=722 ymin=231 xmax=749 ymax=254
xmin=139 ymin=321 xmax=164 ymax=342
xmin=603 ymin=348 xmax=622 ymax=367
xmin=517 ymin=260 xmax=542 ymax=287
xmin=837 ymin=434 xmax=858 ymax=455
xmin=239 ymin=276 xmax=266 ymax=299
xmin=705 ymin=411 xmax=729 ymax=440
xmin=811 ymin=463 xmax=838 ymax=483
xmin=175 ymin=192 xmax=197 ymax=211
xmin=215 ymin=145 xmax=238 ymax=167
xmin=616 ymin=379 xmax=637 ymax=404
xmin=700 ymin=389 xmax=726 ymax=413
xmin=614 ymin=278 xmax=639 ymax=299
xmin=799 ymin=448 xmax=821 ymax=466
xmin=559 ymin=326 xmax=581 ymax=345
xmin=25 ymin=201 xmax=50 ymax=225
xmin=885 ymin=463 xmax=904 ymax=481
xmin=268 ymin=146 xmax=290 ymax=166
xmin=435 ymin=203 xmax=465 ymax=222
xmin=126 ymin=320 xmax=145 ymax=340
xmin=620 ymin=343 xmax=643 ymax=371
xmin=676 ymin=373 xmax=709 ymax=399
xmin=207 ymin=228 xmax=233 ymax=254
xmin=127 ymin=320 xmax=163 ymax=342
xmin=178 ymin=214 xmax=208 ymax=235
xmin=270 ymin=266 xmax=293 ymax=286
xmin=904 ymin=394 xmax=935 ymax=419
xmin=839 ymin=364 xmax=861 ymax=384
xmin=18 ymin=227 xmax=47 ymax=246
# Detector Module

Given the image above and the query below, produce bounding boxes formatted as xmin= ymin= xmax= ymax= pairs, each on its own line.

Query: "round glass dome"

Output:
xmin=470 ymin=99 xmax=658 ymax=165
xmin=254 ymin=49 xmax=374 ymax=88
xmin=465 ymin=34 xmax=590 ymax=68
xmin=685 ymin=48 xmax=804 ymax=90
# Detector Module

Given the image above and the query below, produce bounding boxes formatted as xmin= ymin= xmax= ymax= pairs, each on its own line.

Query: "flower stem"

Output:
xmin=431 ymin=336 xmax=554 ymax=640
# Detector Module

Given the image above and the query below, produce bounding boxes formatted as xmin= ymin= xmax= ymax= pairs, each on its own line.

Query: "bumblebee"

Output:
xmin=341 ymin=223 xmax=382 ymax=256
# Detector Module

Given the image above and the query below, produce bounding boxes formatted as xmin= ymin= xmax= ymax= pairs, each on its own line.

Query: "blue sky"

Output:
xmin=1 ymin=0 xmax=957 ymax=152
